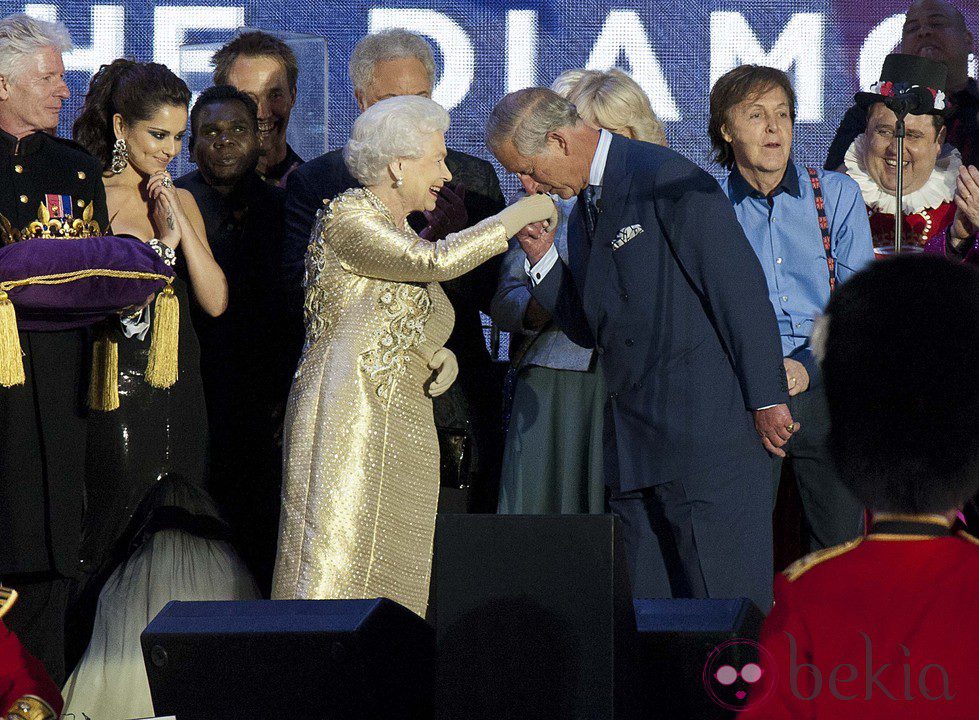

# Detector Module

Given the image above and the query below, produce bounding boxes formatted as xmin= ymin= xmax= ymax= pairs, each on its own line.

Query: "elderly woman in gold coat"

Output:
xmin=272 ymin=96 xmax=555 ymax=615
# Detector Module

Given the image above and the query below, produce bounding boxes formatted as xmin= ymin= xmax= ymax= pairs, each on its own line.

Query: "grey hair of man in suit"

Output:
xmin=487 ymin=87 xmax=601 ymax=207
xmin=349 ymin=28 xmax=437 ymax=112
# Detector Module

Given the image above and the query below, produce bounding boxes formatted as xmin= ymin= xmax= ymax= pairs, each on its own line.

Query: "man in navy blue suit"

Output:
xmin=487 ymin=88 xmax=794 ymax=611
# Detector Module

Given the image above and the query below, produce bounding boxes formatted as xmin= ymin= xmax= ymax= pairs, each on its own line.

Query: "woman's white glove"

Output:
xmin=427 ymin=347 xmax=459 ymax=397
xmin=496 ymin=193 xmax=558 ymax=238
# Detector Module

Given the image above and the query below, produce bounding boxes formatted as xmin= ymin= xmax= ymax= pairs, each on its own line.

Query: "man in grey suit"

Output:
xmin=488 ymin=88 xmax=794 ymax=611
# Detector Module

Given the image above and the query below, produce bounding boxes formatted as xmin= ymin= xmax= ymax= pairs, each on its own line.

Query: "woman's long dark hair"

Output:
xmin=73 ymin=59 xmax=191 ymax=171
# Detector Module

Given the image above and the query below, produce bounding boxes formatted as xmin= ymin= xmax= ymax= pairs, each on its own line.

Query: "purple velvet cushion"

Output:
xmin=0 ymin=236 xmax=175 ymax=331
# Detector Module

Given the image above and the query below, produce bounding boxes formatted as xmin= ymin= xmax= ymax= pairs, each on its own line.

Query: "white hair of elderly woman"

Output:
xmin=0 ymin=14 xmax=72 ymax=80
xmin=344 ymin=95 xmax=450 ymax=186
xmin=348 ymin=28 xmax=436 ymax=95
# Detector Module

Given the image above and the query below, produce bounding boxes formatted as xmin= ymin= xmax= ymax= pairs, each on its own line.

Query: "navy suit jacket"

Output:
xmin=531 ymin=135 xmax=788 ymax=493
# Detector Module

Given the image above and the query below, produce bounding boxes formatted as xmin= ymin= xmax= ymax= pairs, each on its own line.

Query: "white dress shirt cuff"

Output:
xmin=524 ymin=244 xmax=559 ymax=286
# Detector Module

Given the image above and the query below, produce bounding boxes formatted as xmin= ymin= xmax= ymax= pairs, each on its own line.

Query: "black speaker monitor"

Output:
xmin=141 ymin=598 xmax=434 ymax=720
xmin=433 ymin=513 xmax=640 ymax=720
xmin=634 ymin=598 xmax=765 ymax=719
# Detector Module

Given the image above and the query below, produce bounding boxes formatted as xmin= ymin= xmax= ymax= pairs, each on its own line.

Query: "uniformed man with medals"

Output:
xmin=0 ymin=14 xmax=109 ymax=683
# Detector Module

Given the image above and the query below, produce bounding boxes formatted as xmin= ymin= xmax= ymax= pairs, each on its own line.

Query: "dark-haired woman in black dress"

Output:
xmin=65 ymin=60 xmax=256 ymax=719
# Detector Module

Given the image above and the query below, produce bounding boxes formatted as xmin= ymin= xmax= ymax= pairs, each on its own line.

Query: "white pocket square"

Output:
xmin=612 ymin=224 xmax=643 ymax=250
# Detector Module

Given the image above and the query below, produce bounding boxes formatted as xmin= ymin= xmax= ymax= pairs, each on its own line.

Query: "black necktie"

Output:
xmin=579 ymin=184 xmax=599 ymax=237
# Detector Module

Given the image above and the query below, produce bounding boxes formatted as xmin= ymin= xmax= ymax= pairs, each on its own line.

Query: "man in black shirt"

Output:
xmin=826 ymin=0 xmax=978 ymax=170
xmin=212 ymin=32 xmax=304 ymax=187
xmin=177 ymin=85 xmax=301 ymax=594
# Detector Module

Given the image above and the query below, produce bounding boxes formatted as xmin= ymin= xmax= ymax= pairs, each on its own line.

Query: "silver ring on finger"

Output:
xmin=160 ymin=174 xmax=174 ymax=189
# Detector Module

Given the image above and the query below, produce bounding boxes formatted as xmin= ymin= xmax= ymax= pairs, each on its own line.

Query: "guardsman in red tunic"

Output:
xmin=0 ymin=588 xmax=62 ymax=720
xmin=742 ymin=255 xmax=979 ymax=719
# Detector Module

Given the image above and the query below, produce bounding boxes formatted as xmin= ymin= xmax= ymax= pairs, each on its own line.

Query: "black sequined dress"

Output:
xmin=64 ymin=246 xmax=256 ymax=719
xmin=80 ymin=272 xmax=221 ymax=578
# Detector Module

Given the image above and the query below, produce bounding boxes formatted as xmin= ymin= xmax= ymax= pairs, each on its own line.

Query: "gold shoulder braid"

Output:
xmin=0 ymin=585 xmax=17 ymax=618
xmin=0 ymin=214 xmax=17 ymax=247
xmin=782 ymin=538 xmax=863 ymax=582
xmin=5 ymin=696 xmax=57 ymax=720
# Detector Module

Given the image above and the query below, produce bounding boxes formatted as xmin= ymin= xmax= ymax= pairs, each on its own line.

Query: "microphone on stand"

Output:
xmin=882 ymin=86 xmax=939 ymax=117
xmin=884 ymin=87 xmax=937 ymax=254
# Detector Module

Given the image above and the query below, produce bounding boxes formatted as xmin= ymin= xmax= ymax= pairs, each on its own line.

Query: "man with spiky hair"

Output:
xmin=212 ymin=30 xmax=303 ymax=187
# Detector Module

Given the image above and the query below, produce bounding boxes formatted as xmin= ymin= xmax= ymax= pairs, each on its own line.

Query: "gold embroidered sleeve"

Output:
xmin=327 ymin=208 xmax=508 ymax=283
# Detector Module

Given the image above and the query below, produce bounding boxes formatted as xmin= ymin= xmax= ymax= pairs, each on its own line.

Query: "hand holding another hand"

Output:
xmin=497 ymin=193 xmax=557 ymax=242
xmin=515 ymin=221 xmax=557 ymax=266
xmin=753 ymin=403 xmax=798 ymax=458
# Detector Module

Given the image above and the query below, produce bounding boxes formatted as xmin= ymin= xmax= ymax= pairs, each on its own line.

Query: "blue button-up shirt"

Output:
xmin=721 ymin=162 xmax=874 ymax=374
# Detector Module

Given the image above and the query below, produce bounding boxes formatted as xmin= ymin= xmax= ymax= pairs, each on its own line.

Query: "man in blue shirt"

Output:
xmin=710 ymin=65 xmax=875 ymax=552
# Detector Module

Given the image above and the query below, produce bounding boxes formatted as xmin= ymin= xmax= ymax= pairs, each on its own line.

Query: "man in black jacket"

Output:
xmin=284 ymin=29 xmax=507 ymax=511
xmin=177 ymin=86 xmax=300 ymax=594
xmin=212 ymin=31 xmax=304 ymax=188
xmin=826 ymin=0 xmax=977 ymax=170
xmin=0 ymin=14 xmax=109 ymax=682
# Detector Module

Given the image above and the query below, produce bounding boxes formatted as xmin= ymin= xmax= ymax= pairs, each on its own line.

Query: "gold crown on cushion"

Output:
xmin=24 ymin=201 xmax=102 ymax=239
xmin=0 ymin=202 xmax=102 ymax=245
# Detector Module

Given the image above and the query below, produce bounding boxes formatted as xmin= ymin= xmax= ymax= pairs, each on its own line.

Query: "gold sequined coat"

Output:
xmin=272 ymin=189 xmax=508 ymax=615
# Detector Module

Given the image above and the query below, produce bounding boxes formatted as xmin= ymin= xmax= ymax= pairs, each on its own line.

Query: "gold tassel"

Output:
xmin=88 ymin=326 xmax=119 ymax=411
xmin=145 ymin=283 xmax=179 ymax=388
xmin=0 ymin=290 xmax=25 ymax=387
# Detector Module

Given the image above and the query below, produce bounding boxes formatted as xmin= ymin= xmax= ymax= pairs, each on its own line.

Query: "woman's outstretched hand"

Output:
xmin=496 ymin=193 xmax=557 ymax=239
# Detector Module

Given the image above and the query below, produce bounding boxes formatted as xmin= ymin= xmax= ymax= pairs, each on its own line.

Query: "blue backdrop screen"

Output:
xmin=3 ymin=0 xmax=977 ymax=191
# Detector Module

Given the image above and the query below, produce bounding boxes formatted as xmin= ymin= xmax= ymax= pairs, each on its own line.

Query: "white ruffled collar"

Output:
xmin=844 ymin=135 xmax=961 ymax=215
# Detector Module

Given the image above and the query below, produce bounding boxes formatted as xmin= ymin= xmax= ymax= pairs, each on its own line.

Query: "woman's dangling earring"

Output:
xmin=111 ymin=138 xmax=129 ymax=174
xmin=394 ymin=177 xmax=403 ymax=188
